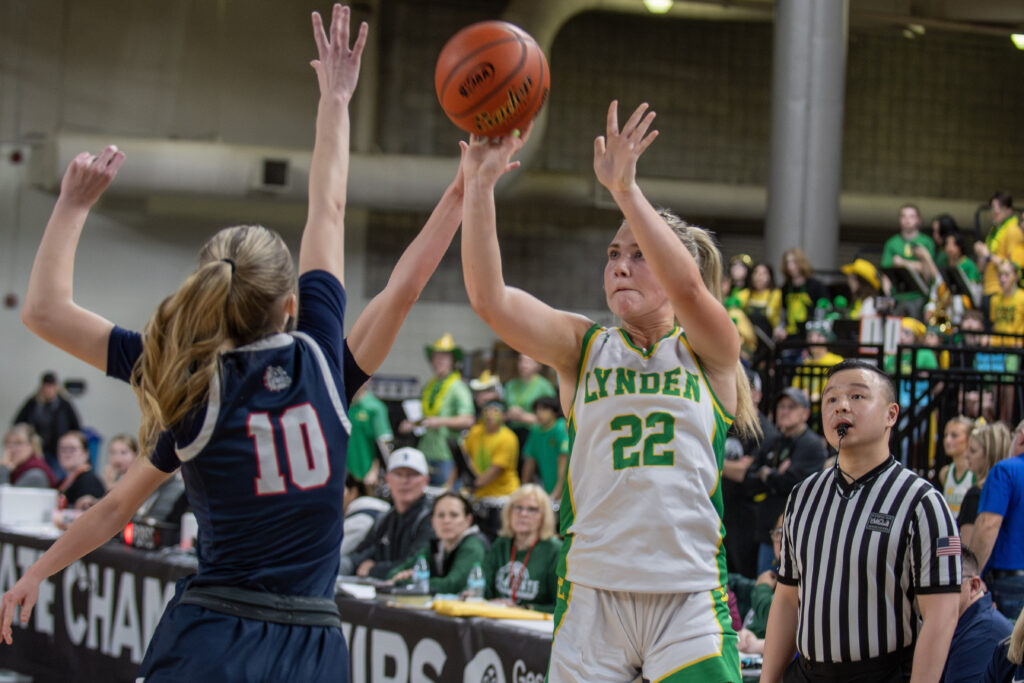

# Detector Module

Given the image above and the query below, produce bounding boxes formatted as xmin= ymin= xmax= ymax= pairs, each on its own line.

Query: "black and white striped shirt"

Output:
xmin=778 ymin=456 xmax=961 ymax=663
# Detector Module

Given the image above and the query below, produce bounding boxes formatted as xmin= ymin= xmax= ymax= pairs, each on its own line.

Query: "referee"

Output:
xmin=761 ymin=359 xmax=961 ymax=683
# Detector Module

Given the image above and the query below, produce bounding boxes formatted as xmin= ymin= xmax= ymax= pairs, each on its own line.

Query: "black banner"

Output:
xmin=0 ymin=530 xmax=552 ymax=682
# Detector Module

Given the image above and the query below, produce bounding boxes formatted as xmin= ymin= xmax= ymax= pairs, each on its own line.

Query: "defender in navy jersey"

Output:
xmin=2 ymin=6 xmax=471 ymax=682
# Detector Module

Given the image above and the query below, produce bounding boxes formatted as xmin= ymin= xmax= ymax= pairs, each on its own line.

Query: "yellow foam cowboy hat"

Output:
xmin=841 ymin=258 xmax=881 ymax=291
xmin=425 ymin=333 xmax=463 ymax=362
xmin=469 ymin=369 xmax=501 ymax=392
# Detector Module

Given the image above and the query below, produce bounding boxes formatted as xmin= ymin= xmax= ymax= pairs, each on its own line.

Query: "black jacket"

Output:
xmin=349 ymin=494 xmax=435 ymax=579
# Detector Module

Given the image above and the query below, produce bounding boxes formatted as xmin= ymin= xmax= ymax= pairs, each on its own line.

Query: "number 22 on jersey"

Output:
xmin=248 ymin=403 xmax=331 ymax=494
xmin=610 ymin=411 xmax=675 ymax=470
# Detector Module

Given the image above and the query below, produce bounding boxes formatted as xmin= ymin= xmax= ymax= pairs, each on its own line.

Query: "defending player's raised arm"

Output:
xmin=461 ymin=129 xmax=593 ymax=381
xmin=21 ymin=147 xmax=125 ymax=371
xmin=594 ymin=100 xmax=739 ymax=374
xmin=0 ymin=456 xmax=171 ymax=645
xmin=346 ymin=145 xmax=466 ymax=374
xmin=298 ymin=4 xmax=368 ymax=283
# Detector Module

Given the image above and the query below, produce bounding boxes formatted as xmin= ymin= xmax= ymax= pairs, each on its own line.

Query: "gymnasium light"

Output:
xmin=643 ymin=0 xmax=674 ymax=14
xmin=1012 ymin=34 xmax=1024 ymax=50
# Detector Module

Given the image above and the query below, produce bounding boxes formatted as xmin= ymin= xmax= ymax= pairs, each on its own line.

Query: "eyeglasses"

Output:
xmin=511 ymin=505 xmax=541 ymax=515
xmin=770 ymin=527 xmax=784 ymax=539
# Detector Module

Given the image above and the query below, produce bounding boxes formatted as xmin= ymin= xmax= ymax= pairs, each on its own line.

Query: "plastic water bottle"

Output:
xmin=412 ymin=555 xmax=430 ymax=593
xmin=465 ymin=562 xmax=485 ymax=600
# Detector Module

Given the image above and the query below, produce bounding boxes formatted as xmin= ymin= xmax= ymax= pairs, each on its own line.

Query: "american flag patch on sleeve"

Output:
xmin=936 ymin=536 xmax=961 ymax=557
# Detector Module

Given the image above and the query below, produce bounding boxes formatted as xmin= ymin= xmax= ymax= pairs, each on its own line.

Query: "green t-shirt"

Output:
xmin=504 ymin=374 xmax=556 ymax=430
xmin=347 ymin=393 xmax=392 ymax=480
xmin=483 ymin=535 xmax=561 ymax=613
xmin=417 ymin=375 xmax=474 ymax=463
xmin=523 ymin=418 xmax=569 ymax=494
xmin=880 ymin=232 xmax=935 ymax=301
xmin=389 ymin=533 xmax=488 ymax=595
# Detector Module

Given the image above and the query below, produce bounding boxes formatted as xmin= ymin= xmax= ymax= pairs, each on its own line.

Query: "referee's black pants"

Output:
xmin=783 ymin=647 xmax=913 ymax=683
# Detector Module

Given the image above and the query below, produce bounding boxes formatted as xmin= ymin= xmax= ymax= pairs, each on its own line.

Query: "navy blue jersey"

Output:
xmin=107 ymin=270 xmax=368 ymax=599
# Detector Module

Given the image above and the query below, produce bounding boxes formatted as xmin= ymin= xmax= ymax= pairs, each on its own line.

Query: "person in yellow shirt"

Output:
xmin=464 ymin=400 xmax=520 ymax=500
xmin=975 ymin=191 xmax=1024 ymax=297
xmin=792 ymin=323 xmax=844 ymax=431
xmin=989 ymin=260 xmax=1024 ymax=424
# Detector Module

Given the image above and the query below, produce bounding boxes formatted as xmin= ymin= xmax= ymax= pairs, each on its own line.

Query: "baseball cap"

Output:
xmin=776 ymin=387 xmax=810 ymax=409
xmin=41 ymin=371 xmax=58 ymax=385
xmin=388 ymin=447 xmax=428 ymax=476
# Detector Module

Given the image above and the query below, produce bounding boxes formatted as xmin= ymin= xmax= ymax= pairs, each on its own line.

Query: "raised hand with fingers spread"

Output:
xmin=593 ymin=100 xmax=658 ymax=196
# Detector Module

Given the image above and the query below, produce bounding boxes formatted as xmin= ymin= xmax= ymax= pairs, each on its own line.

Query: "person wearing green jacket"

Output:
xmin=482 ymin=484 xmax=560 ymax=613
xmin=388 ymin=492 xmax=487 ymax=594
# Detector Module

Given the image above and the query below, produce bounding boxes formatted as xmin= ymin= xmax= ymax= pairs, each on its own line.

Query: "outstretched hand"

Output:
xmin=0 ymin=573 xmax=41 ymax=645
xmin=461 ymin=123 xmax=533 ymax=187
xmin=59 ymin=146 xmax=125 ymax=209
xmin=594 ymin=100 xmax=658 ymax=195
xmin=311 ymin=4 xmax=368 ymax=104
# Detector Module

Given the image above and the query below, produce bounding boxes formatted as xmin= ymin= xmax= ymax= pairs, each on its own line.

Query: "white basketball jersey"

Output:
xmin=562 ymin=325 xmax=733 ymax=592
xmin=943 ymin=464 xmax=975 ymax=514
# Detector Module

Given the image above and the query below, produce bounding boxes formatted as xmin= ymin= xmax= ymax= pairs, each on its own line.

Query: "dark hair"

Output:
xmin=944 ymin=230 xmax=969 ymax=259
xmin=962 ymin=545 xmax=979 ymax=577
xmin=932 ymin=214 xmax=959 ymax=239
xmin=991 ymin=191 xmax=1013 ymax=210
xmin=532 ymin=395 xmax=562 ymax=415
xmin=344 ymin=473 xmax=368 ymax=497
xmin=825 ymin=359 xmax=896 ymax=404
xmin=750 ymin=262 xmax=777 ymax=291
xmin=432 ymin=491 xmax=473 ymax=518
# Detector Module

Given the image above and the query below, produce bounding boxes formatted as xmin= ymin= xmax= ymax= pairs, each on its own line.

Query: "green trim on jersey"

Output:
xmin=615 ymin=325 xmax=680 ymax=360
xmin=653 ymin=586 xmax=740 ymax=683
xmin=678 ymin=331 xmax=736 ymax=428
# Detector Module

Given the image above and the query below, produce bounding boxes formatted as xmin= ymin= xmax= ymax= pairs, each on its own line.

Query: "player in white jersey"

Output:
xmin=460 ymin=102 xmax=759 ymax=682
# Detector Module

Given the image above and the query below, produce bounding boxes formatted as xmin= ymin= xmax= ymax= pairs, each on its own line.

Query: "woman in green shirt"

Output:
xmin=482 ymin=484 xmax=560 ymax=613
xmin=389 ymin=492 xmax=487 ymax=594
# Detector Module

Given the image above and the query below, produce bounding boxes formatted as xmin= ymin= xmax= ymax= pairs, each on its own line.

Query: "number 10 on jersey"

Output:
xmin=610 ymin=411 xmax=675 ymax=470
xmin=248 ymin=403 xmax=331 ymax=494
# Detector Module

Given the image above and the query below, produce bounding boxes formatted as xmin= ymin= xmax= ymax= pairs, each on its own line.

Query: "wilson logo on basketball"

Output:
xmin=459 ymin=63 xmax=494 ymax=98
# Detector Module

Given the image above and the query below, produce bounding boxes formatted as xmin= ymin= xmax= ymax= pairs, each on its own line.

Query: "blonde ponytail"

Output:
xmin=132 ymin=225 xmax=295 ymax=454
xmin=662 ymin=210 xmax=760 ymax=441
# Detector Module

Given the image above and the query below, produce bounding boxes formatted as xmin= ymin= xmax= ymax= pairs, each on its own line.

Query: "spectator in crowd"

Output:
xmin=885 ymin=317 xmax=939 ymax=414
xmin=464 ymin=400 xmax=520 ymax=538
xmin=399 ymin=334 xmax=475 ymax=487
xmin=975 ymin=191 xmax=1024 ymax=300
xmin=730 ymin=513 xmax=785 ymax=656
xmin=989 ymin=260 xmax=1024 ymax=424
xmin=921 ymin=228 xmax=982 ymax=328
xmin=930 ymin=214 xmax=961 ymax=272
xmin=840 ymin=258 xmax=883 ymax=320
xmin=469 ymin=369 xmax=504 ymax=412
xmin=722 ymin=369 xmax=778 ymax=579
xmin=954 ymin=310 xmax=999 ymax=423
xmin=743 ymin=387 xmax=826 ymax=575
xmin=972 ymin=419 xmax=1024 ymax=620
xmin=960 ymin=421 xmax=1013 ymax=544
xmin=388 ymin=492 xmax=488 ymax=594
xmin=347 ymin=383 xmax=392 ymax=489
xmin=727 ymin=253 xmax=753 ymax=300
xmin=339 ymin=473 xmax=389 ymax=558
xmin=102 ymin=433 xmax=138 ymax=489
xmin=792 ymin=322 xmax=844 ymax=409
xmin=55 ymin=430 xmax=105 ymax=510
xmin=481 ymin=484 xmax=559 ymax=613
xmin=0 ymin=424 xmax=57 ymax=488
xmin=503 ymin=353 xmax=556 ymax=441
xmin=738 ymin=261 xmax=783 ymax=351
xmin=774 ymin=247 xmax=829 ymax=355
xmin=939 ymin=416 xmax=978 ymax=516
xmin=13 ymin=372 xmax=80 ymax=478
xmin=984 ymin=607 xmax=1024 ymax=683
xmin=520 ymin=396 xmax=569 ymax=504
xmin=881 ymin=203 xmax=936 ymax=319
xmin=942 ymin=546 xmax=1014 ymax=683
xmin=344 ymin=447 xmax=434 ymax=579
xmin=762 ymin=360 xmax=960 ymax=683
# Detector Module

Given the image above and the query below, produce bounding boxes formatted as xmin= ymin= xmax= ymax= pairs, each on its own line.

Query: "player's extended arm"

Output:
xmin=910 ymin=592 xmax=959 ymax=683
xmin=461 ymin=129 xmax=593 ymax=390
xmin=594 ymin=100 xmax=739 ymax=377
xmin=0 ymin=457 xmax=172 ymax=644
xmin=346 ymin=149 xmax=465 ymax=374
xmin=21 ymin=147 xmax=126 ymax=371
xmin=759 ymin=582 xmax=799 ymax=683
xmin=297 ymin=4 xmax=368 ymax=282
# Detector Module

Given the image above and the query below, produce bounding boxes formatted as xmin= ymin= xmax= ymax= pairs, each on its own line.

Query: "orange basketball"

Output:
xmin=435 ymin=21 xmax=550 ymax=138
